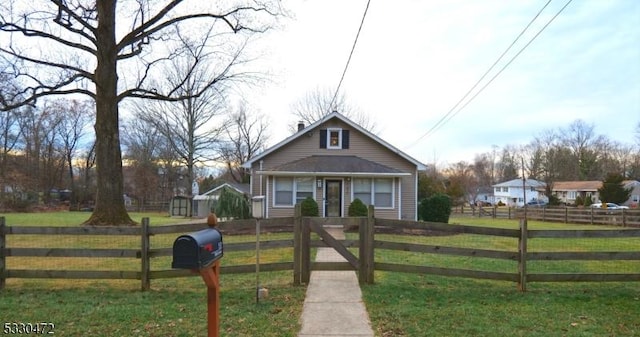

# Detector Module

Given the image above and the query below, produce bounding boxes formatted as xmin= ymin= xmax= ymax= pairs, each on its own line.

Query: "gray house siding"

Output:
xmin=245 ymin=113 xmax=424 ymax=220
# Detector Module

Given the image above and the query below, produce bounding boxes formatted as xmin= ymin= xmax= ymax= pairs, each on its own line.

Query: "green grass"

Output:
xmin=2 ymin=211 xmax=186 ymax=226
xmin=1 ymin=273 xmax=306 ymax=337
xmin=363 ymin=273 xmax=640 ymax=337
xmin=361 ymin=216 xmax=640 ymax=336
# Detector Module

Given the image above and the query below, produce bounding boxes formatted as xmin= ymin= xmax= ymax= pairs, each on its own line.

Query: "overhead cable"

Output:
xmin=328 ymin=0 xmax=372 ymax=113
xmin=405 ymin=0 xmax=574 ymax=149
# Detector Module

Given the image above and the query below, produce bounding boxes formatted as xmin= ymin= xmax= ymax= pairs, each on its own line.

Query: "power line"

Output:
xmin=405 ymin=0 xmax=573 ymax=149
xmin=328 ymin=0 xmax=372 ymax=113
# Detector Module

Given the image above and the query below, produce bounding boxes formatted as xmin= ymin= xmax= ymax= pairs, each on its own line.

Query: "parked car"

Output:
xmin=590 ymin=203 xmax=629 ymax=210
xmin=523 ymin=200 xmax=547 ymax=208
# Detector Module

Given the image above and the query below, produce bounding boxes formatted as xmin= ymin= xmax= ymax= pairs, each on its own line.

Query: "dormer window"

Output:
xmin=320 ymin=128 xmax=350 ymax=149
xmin=328 ymin=128 xmax=341 ymax=148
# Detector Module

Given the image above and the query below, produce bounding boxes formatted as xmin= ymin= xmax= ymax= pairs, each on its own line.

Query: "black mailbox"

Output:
xmin=172 ymin=228 xmax=223 ymax=269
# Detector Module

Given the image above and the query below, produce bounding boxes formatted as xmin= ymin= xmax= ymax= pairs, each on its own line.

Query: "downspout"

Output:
xmin=414 ymin=169 xmax=419 ymax=221
xmin=259 ymin=160 xmax=264 ymax=196
xmin=398 ymin=177 xmax=402 ymax=220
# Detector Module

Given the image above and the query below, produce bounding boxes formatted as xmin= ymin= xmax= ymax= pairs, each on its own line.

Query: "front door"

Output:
xmin=325 ymin=180 xmax=342 ymax=217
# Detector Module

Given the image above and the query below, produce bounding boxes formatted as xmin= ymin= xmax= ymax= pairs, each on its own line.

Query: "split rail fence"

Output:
xmin=455 ymin=206 xmax=640 ymax=227
xmin=1 ymin=210 xmax=638 ymax=292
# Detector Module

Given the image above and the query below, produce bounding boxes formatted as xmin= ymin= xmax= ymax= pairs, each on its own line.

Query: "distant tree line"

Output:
xmin=419 ymin=120 xmax=640 ymax=205
xmin=0 ymin=92 xmax=269 ymax=212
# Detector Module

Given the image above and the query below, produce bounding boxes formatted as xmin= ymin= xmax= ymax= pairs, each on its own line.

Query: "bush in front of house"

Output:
xmin=348 ymin=198 xmax=369 ymax=216
xmin=419 ymin=193 xmax=452 ymax=223
xmin=216 ymin=187 xmax=251 ymax=219
xmin=583 ymin=195 xmax=593 ymax=206
xmin=300 ymin=196 xmax=319 ymax=216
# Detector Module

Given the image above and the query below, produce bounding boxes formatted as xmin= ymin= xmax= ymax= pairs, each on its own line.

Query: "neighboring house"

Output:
xmin=551 ymin=180 xmax=640 ymax=207
xmin=241 ymin=111 xmax=427 ymax=220
xmin=551 ymin=180 xmax=601 ymax=205
xmin=620 ymin=180 xmax=640 ymax=208
xmin=473 ymin=186 xmax=495 ymax=206
xmin=193 ymin=182 xmax=250 ymax=218
xmin=493 ymin=178 xmax=546 ymax=207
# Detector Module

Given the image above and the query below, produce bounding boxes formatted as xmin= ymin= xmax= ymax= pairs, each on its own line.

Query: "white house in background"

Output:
xmin=493 ymin=178 xmax=546 ymax=207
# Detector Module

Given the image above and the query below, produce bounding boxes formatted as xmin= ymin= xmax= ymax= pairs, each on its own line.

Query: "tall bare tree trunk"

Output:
xmin=84 ymin=0 xmax=134 ymax=226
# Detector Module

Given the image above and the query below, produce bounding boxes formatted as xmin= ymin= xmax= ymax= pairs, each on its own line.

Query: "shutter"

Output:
xmin=319 ymin=129 xmax=327 ymax=149
xmin=342 ymin=130 xmax=350 ymax=149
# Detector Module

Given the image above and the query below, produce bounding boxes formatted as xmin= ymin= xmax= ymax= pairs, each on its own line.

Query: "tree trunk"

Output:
xmin=83 ymin=0 xmax=134 ymax=226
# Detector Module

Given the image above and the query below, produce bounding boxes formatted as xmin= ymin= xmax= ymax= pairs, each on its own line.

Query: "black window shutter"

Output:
xmin=342 ymin=130 xmax=350 ymax=149
xmin=319 ymin=129 xmax=327 ymax=148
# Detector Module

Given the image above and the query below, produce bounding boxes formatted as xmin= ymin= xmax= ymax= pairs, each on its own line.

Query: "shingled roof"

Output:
xmin=552 ymin=181 xmax=602 ymax=191
xmin=257 ymin=155 xmax=409 ymax=176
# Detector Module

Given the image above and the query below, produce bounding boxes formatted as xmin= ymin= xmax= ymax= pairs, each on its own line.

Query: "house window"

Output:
xmin=353 ymin=178 xmax=394 ymax=208
xmin=503 ymin=187 xmax=509 ymax=193
xmin=320 ymin=129 xmax=350 ymax=149
xmin=328 ymin=128 xmax=342 ymax=149
xmin=295 ymin=177 xmax=314 ymax=204
xmin=274 ymin=177 xmax=315 ymax=206
xmin=568 ymin=191 xmax=577 ymax=200
xmin=374 ymin=178 xmax=393 ymax=207
xmin=275 ymin=177 xmax=293 ymax=206
xmin=353 ymin=178 xmax=371 ymax=205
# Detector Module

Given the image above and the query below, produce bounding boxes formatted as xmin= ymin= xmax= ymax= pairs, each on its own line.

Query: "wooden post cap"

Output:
xmin=207 ymin=213 xmax=218 ymax=227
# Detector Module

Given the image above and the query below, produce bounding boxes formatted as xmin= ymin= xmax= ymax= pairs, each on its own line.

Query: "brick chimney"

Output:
xmin=297 ymin=121 xmax=305 ymax=132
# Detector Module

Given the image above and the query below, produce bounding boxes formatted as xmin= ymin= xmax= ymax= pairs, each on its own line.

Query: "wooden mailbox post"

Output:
xmin=172 ymin=213 xmax=223 ymax=337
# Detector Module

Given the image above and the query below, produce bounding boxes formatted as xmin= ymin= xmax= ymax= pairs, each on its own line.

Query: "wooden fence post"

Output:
xmin=141 ymin=217 xmax=150 ymax=291
xmin=0 ymin=217 xmax=5 ymax=290
xmin=301 ymin=215 xmax=311 ymax=284
xmin=359 ymin=206 xmax=375 ymax=284
xmin=518 ymin=218 xmax=528 ymax=292
xmin=293 ymin=204 xmax=302 ymax=285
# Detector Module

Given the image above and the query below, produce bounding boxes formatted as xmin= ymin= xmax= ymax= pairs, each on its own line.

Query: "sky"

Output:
xmin=243 ymin=0 xmax=640 ymax=167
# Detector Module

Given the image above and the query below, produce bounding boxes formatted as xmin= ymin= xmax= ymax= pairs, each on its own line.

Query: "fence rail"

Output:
xmin=454 ymin=205 xmax=640 ymax=226
xmin=1 ymin=212 xmax=639 ymax=291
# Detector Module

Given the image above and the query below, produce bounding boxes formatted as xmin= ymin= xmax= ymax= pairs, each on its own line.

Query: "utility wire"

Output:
xmin=405 ymin=0 xmax=573 ymax=149
xmin=328 ymin=0 xmax=372 ymax=113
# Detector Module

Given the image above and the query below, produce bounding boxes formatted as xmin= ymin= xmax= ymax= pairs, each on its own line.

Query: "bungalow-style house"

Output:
xmin=551 ymin=180 xmax=601 ymax=205
xmin=241 ymin=111 xmax=427 ymax=220
xmin=493 ymin=178 xmax=546 ymax=207
xmin=551 ymin=180 xmax=640 ymax=207
xmin=193 ymin=182 xmax=250 ymax=218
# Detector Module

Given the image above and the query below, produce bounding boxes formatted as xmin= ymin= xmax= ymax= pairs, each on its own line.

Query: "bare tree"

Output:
xmin=444 ymin=161 xmax=476 ymax=205
xmin=0 ymin=1 xmax=280 ymax=225
xmin=122 ymin=117 xmax=162 ymax=211
xmin=130 ymin=26 xmax=257 ymax=200
xmin=52 ymin=99 xmax=94 ymax=207
xmin=75 ymin=139 xmax=96 ymax=209
xmin=219 ymin=103 xmax=269 ymax=184
xmin=290 ymin=87 xmax=377 ymax=133
xmin=472 ymin=153 xmax=494 ymax=188
xmin=560 ymin=120 xmax=607 ymax=180
xmin=496 ymin=145 xmax=521 ymax=182
xmin=0 ymin=104 xmax=20 ymax=204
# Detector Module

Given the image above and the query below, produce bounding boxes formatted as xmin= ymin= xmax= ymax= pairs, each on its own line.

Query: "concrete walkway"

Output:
xmin=298 ymin=228 xmax=374 ymax=337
